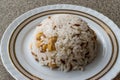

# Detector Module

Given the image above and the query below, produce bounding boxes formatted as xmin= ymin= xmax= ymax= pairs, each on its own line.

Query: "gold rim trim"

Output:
xmin=8 ymin=10 xmax=118 ymax=80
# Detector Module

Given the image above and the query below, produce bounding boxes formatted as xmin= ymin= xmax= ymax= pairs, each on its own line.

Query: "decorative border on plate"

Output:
xmin=8 ymin=10 xmax=118 ymax=80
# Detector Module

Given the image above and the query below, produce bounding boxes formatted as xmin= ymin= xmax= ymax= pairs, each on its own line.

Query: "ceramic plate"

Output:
xmin=1 ymin=4 xmax=120 ymax=80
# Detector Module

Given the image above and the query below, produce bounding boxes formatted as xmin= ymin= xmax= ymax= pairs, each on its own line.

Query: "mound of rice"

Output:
xmin=31 ymin=14 xmax=97 ymax=72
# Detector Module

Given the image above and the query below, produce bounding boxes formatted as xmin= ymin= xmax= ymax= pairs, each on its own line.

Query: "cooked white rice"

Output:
xmin=31 ymin=14 xmax=97 ymax=72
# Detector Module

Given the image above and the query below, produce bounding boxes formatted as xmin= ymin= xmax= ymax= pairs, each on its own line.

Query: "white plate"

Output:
xmin=1 ymin=4 xmax=120 ymax=80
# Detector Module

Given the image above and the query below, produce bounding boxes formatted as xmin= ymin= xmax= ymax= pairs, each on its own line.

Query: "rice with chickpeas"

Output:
xmin=31 ymin=14 xmax=97 ymax=72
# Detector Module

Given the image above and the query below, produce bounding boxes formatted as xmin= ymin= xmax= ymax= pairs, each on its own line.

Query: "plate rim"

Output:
xmin=1 ymin=4 xmax=120 ymax=80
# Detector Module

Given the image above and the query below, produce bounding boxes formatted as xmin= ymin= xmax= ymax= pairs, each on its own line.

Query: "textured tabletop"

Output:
xmin=0 ymin=0 xmax=120 ymax=80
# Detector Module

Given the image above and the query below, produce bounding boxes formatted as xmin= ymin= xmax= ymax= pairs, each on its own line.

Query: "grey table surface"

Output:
xmin=0 ymin=0 xmax=120 ymax=80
